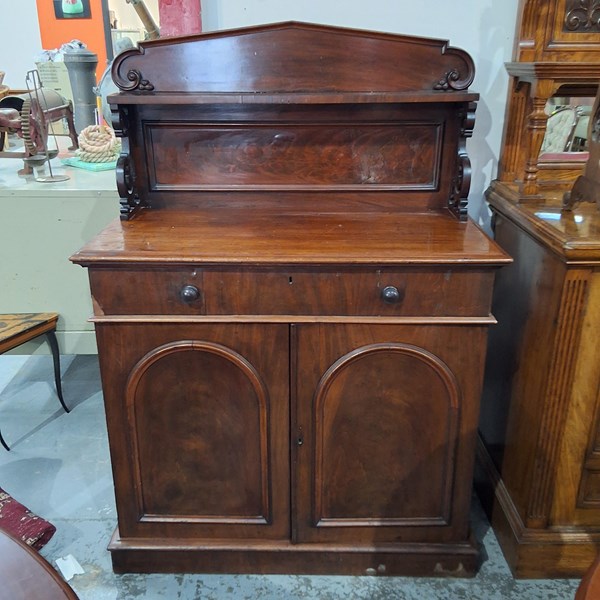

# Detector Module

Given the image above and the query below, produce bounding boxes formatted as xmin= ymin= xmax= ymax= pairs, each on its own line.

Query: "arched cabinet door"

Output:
xmin=94 ymin=322 xmax=290 ymax=541
xmin=294 ymin=323 xmax=486 ymax=544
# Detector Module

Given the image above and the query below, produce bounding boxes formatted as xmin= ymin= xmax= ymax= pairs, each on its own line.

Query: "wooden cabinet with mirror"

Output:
xmin=476 ymin=0 xmax=600 ymax=578
xmin=477 ymin=181 xmax=600 ymax=578
xmin=71 ymin=22 xmax=510 ymax=575
xmin=498 ymin=0 xmax=600 ymax=197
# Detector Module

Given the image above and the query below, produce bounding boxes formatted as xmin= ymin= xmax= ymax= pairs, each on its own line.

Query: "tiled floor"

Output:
xmin=0 ymin=354 xmax=581 ymax=599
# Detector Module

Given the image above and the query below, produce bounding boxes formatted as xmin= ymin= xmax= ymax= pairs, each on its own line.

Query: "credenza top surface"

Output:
xmin=487 ymin=181 xmax=600 ymax=262
xmin=71 ymin=207 xmax=510 ymax=267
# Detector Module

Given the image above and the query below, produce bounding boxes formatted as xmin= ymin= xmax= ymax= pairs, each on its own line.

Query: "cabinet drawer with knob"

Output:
xmin=88 ymin=268 xmax=206 ymax=315
xmin=204 ymin=269 xmax=493 ymax=316
xmin=89 ymin=267 xmax=493 ymax=317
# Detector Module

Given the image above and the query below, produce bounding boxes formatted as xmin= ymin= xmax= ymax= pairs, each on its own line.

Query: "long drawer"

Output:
xmin=88 ymin=267 xmax=494 ymax=317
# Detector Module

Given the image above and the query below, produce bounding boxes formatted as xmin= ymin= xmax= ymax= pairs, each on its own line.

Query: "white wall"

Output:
xmin=201 ymin=0 xmax=520 ymax=225
xmin=0 ymin=0 xmax=43 ymax=89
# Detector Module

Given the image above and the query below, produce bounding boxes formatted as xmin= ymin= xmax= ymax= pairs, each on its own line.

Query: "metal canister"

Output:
xmin=64 ymin=48 xmax=98 ymax=134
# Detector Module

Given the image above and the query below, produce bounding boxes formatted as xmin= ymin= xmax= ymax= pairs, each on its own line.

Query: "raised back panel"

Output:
xmin=109 ymin=22 xmax=477 ymax=220
xmin=111 ymin=22 xmax=475 ymax=94
xmin=147 ymin=122 xmax=441 ymax=190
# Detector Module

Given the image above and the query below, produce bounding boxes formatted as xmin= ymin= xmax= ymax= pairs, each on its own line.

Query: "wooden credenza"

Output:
xmin=477 ymin=180 xmax=600 ymax=578
xmin=71 ymin=22 xmax=510 ymax=575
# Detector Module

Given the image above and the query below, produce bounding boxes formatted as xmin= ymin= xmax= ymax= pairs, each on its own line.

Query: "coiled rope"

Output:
xmin=76 ymin=125 xmax=120 ymax=163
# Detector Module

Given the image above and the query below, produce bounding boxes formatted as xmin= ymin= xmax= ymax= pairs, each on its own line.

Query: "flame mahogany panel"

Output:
xmin=147 ymin=122 xmax=441 ymax=190
xmin=294 ymin=323 xmax=489 ymax=546
xmin=127 ymin=341 xmax=270 ymax=522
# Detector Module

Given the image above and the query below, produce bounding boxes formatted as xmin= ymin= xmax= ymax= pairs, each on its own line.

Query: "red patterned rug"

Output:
xmin=0 ymin=487 xmax=56 ymax=550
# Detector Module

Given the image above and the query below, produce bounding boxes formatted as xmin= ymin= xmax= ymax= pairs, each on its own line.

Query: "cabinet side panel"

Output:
xmin=479 ymin=213 xmax=565 ymax=523
xmin=552 ymin=270 xmax=600 ymax=525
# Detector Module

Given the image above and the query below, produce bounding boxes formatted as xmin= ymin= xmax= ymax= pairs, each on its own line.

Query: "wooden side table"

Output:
xmin=0 ymin=529 xmax=79 ymax=600
xmin=577 ymin=556 xmax=600 ymax=600
xmin=0 ymin=313 xmax=70 ymax=450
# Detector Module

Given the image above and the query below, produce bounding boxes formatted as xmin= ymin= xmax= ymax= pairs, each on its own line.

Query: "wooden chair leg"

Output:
xmin=45 ymin=331 xmax=69 ymax=413
xmin=0 ymin=427 xmax=9 ymax=451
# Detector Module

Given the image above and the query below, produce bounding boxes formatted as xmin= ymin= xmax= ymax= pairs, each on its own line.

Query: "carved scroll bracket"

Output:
xmin=116 ymin=153 xmax=145 ymax=220
xmin=111 ymin=105 xmax=148 ymax=220
xmin=448 ymin=102 xmax=476 ymax=221
xmin=112 ymin=48 xmax=155 ymax=93
xmin=433 ymin=46 xmax=475 ymax=92
xmin=564 ymin=0 xmax=600 ymax=32
xmin=434 ymin=70 xmax=464 ymax=91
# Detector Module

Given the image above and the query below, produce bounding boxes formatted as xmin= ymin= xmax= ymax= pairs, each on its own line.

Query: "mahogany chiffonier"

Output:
xmin=71 ymin=22 xmax=510 ymax=575
xmin=477 ymin=180 xmax=600 ymax=578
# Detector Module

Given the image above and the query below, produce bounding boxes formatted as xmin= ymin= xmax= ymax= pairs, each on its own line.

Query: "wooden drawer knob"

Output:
xmin=180 ymin=284 xmax=200 ymax=303
xmin=381 ymin=285 xmax=403 ymax=304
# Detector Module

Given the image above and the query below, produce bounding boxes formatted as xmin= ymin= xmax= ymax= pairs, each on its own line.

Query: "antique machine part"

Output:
xmin=24 ymin=71 xmax=69 ymax=182
xmin=19 ymin=98 xmax=45 ymax=155
xmin=126 ymin=0 xmax=160 ymax=39
xmin=0 ymin=90 xmax=77 ymax=155
xmin=0 ymin=70 xmax=78 ymax=176
xmin=23 ymin=151 xmax=57 ymax=181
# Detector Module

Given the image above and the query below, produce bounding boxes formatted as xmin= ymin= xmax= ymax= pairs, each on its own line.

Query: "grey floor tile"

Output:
xmin=0 ymin=354 xmax=582 ymax=599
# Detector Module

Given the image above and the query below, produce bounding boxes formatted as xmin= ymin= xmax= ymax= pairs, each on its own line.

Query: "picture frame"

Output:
xmin=53 ymin=0 xmax=92 ymax=20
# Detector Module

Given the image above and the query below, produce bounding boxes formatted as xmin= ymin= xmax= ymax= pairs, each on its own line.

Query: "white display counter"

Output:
xmin=0 ymin=148 xmax=119 ymax=353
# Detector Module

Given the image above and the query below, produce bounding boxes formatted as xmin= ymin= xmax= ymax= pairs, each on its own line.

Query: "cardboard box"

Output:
xmin=34 ymin=62 xmax=74 ymax=136
xmin=35 ymin=62 xmax=73 ymax=104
